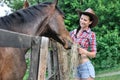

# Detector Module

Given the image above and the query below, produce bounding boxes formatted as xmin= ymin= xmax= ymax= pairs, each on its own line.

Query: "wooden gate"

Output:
xmin=0 ymin=29 xmax=62 ymax=80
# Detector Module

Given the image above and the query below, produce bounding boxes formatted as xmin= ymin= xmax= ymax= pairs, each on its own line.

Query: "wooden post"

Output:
xmin=38 ymin=37 xmax=49 ymax=80
xmin=47 ymin=50 xmax=52 ymax=78
xmin=57 ymin=43 xmax=64 ymax=80
xmin=52 ymin=42 xmax=60 ymax=80
xmin=47 ymin=40 xmax=60 ymax=80
xmin=57 ymin=43 xmax=70 ymax=80
xmin=28 ymin=36 xmax=41 ymax=80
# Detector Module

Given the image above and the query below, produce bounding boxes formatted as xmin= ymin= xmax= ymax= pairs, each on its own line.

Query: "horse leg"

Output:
xmin=0 ymin=48 xmax=27 ymax=80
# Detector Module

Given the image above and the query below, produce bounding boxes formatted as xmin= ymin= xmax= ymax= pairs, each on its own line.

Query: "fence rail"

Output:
xmin=0 ymin=29 xmax=61 ymax=80
xmin=0 ymin=29 xmax=40 ymax=48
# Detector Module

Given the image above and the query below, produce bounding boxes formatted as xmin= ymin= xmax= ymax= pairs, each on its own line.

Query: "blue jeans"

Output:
xmin=74 ymin=61 xmax=95 ymax=79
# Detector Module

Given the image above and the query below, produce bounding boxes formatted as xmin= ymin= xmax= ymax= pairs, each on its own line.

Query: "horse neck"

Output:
xmin=0 ymin=13 xmax=48 ymax=36
xmin=35 ymin=16 xmax=50 ymax=36
xmin=0 ymin=3 xmax=55 ymax=36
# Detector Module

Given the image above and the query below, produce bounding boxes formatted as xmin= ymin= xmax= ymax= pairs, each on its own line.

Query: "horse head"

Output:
xmin=36 ymin=0 xmax=73 ymax=49
xmin=0 ymin=0 xmax=72 ymax=49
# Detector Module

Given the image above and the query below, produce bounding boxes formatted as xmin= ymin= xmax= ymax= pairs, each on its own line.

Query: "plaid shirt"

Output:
xmin=70 ymin=28 xmax=97 ymax=52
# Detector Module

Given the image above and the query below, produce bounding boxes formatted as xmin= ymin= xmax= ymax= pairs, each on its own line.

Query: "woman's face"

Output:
xmin=79 ymin=14 xmax=92 ymax=29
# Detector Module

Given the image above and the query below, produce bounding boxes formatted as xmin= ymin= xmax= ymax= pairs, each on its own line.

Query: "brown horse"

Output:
xmin=0 ymin=0 xmax=72 ymax=80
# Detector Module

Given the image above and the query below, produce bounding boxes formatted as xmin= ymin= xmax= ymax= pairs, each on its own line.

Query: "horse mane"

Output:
xmin=0 ymin=2 xmax=47 ymax=30
xmin=0 ymin=1 xmax=64 ymax=31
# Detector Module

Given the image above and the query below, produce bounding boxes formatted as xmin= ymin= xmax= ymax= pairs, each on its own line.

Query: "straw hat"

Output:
xmin=76 ymin=8 xmax=98 ymax=28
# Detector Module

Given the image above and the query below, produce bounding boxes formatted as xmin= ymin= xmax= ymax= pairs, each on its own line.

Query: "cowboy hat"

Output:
xmin=76 ymin=8 xmax=98 ymax=28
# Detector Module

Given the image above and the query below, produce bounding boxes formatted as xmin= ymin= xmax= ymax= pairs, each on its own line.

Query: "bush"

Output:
xmin=59 ymin=0 xmax=120 ymax=71
xmin=92 ymin=28 xmax=120 ymax=70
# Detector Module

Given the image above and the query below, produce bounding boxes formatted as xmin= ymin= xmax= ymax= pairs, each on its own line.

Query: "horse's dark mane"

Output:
xmin=0 ymin=1 xmax=64 ymax=30
xmin=0 ymin=4 xmax=44 ymax=30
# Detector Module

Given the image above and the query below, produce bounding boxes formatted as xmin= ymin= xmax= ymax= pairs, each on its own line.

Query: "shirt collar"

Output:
xmin=82 ymin=28 xmax=91 ymax=34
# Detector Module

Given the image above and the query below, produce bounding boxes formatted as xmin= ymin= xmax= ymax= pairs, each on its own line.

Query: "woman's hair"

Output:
xmin=75 ymin=25 xmax=80 ymax=38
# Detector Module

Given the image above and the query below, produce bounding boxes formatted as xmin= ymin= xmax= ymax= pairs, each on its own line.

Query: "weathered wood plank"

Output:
xmin=38 ymin=37 xmax=49 ymax=80
xmin=0 ymin=29 xmax=35 ymax=48
xmin=52 ymin=41 xmax=60 ymax=80
xmin=57 ymin=43 xmax=70 ymax=80
xmin=47 ymin=51 xmax=52 ymax=78
xmin=28 ymin=37 xmax=41 ymax=80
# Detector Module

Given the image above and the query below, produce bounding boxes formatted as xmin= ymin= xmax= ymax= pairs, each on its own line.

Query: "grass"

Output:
xmin=95 ymin=75 xmax=120 ymax=80
xmin=95 ymin=65 xmax=120 ymax=80
xmin=96 ymin=65 xmax=120 ymax=75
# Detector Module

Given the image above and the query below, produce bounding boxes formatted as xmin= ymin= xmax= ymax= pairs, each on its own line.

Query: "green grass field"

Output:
xmin=95 ymin=66 xmax=120 ymax=80
xmin=95 ymin=75 xmax=120 ymax=80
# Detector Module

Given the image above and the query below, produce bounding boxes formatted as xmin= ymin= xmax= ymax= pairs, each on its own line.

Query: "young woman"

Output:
xmin=70 ymin=8 xmax=98 ymax=80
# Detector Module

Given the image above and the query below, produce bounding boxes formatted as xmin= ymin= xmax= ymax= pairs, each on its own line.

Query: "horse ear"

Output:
xmin=53 ymin=0 xmax=58 ymax=6
xmin=23 ymin=0 xmax=29 ymax=9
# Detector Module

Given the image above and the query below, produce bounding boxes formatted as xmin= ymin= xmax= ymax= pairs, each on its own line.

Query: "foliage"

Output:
xmin=92 ymin=28 xmax=120 ymax=70
xmin=23 ymin=58 xmax=30 ymax=80
xmin=58 ymin=0 xmax=120 ymax=71
xmin=59 ymin=0 xmax=120 ymax=32
xmin=4 ymin=0 xmax=40 ymax=11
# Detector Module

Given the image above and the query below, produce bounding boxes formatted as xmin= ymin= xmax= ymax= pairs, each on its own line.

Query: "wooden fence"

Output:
xmin=0 ymin=29 xmax=62 ymax=80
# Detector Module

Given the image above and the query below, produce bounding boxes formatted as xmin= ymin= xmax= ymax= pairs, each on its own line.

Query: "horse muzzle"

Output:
xmin=64 ymin=40 xmax=73 ymax=50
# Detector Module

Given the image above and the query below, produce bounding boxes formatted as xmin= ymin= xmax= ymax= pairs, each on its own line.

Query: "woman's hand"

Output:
xmin=77 ymin=48 xmax=88 ymax=55
xmin=77 ymin=48 xmax=96 ymax=58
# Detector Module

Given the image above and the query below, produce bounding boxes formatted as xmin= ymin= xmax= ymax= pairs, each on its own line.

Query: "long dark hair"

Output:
xmin=75 ymin=25 xmax=80 ymax=38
